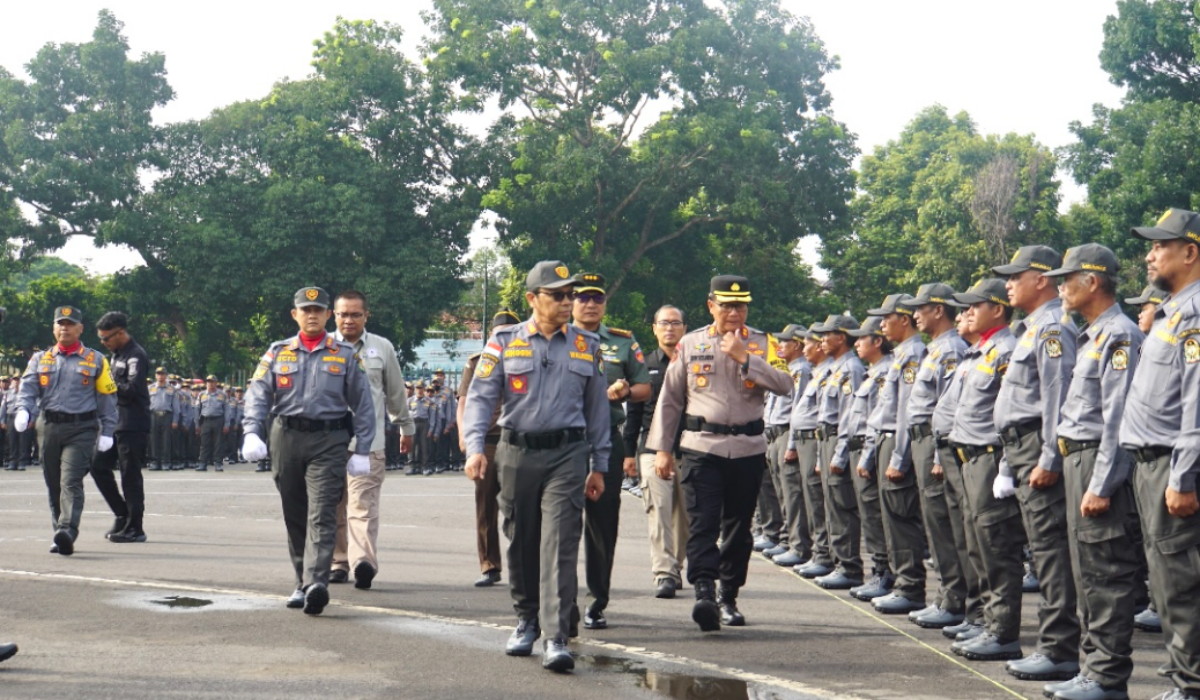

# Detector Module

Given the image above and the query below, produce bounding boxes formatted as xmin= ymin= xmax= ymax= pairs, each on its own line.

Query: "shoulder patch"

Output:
xmin=1111 ymin=348 xmax=1129 ymax=371
xmin=1185 ymin=337 xmax=1200 ymax=364
xmin=1045 ymin=338 xmax=1062 ymax=358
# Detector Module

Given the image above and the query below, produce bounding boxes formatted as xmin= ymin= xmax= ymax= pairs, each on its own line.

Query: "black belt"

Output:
xmin=765 ymin=424 xmax=789 ymax=441
xmin=202 ymin=415 xmax=225 ymax=422
xmin=1058 ymin=437 xmax=1100 ymax=457
xmin=503 ymin=427 xmax=585 ymax=450
xmin=909 ymin=422 xmax=933 ymax=440
xmin=44 ymin=410 xmax=97 ymax=424
xmin=1130 ymin=445 xmax=1171 ymax=463
xmin=953 ymin=443 xmax=997 ymax=462
xmin=999 ymin=419 xmax=1042 ymax=446
xmin=792 ymin=429 xmax=817 ymax=441
xmin=153 ymin=410 xmax=171 ymax=416
xmin=277 ymin=415 xmax=351 ymax=432
xmin=935 ymin=435 xmax=951 ymax=449
xmin=683 ymin=415 xmax=764 ymax=437
xmin=816 ymin=422 xmax=838 ymax=441
xmin=847 ymin=436 xmax=865 ymax=451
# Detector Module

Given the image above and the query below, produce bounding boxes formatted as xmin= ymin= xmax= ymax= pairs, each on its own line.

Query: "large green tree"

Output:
xmin=823 ymin=106 xmax=1065 ymax=314
xmin=424 ymin=0 xmax=855 ymax=331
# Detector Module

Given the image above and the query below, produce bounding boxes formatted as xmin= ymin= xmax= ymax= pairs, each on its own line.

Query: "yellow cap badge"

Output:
xmin=60 ymin=307 xmax=71 ymax=317
xmin=731 ymin=282 xmax=741 ymax=291
xmin=554 ymin=265 xmax=569 ymax=279
xmin=305 ymin=289 xmax=319 ymax=301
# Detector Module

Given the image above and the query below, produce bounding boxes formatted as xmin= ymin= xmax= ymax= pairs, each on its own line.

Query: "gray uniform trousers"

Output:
xmin=797 ymin=433 xmax=833 ymax=567
xmin=1132 ymin=452 xmax=1200 ymax=695
xmin=151 ymin=412 xmax=173 ymax=467
xmin=498 ymin=434 xmax=587 ymax=642
xmin=821 ymin=433 xmax=863 ymax=578
xmin=270 ymin=421 xmax=349 ymax=588
xmin=878 ymin=432 xmax=926 ymax=599
xmin=912 ymin=431 xmax=965 ymax=611
xmin=41 ymin=421 xmax=96 ymax=540
xmin=199 ymin=416 xmax=223 ymax=465
xmin=583 ymin=426 xmax=624 ymax=612
xmin=852 ymin=444 xmax=889 ymax=575
xmin=769 ymin=429 xmax=810 ymax=557
xmin=936 ymin=442 xmax=986 ymax=622
xmin=1007 ymin=430 xmax=1080 ymax=661
xmin=756 ymin=427 xmax=786 ymax=546
xmin=1064 ymin=446 xmax=1139 ymax=690
xmin=958 ymin=446 xmax=1025 ymax=641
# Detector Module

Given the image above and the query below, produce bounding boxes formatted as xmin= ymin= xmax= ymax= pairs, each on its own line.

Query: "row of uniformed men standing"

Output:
xmin=2 ymin=374 xmax=39 ymax=470
xmin=406 ymin=373 xmax=458 ymax=474
xmin=146 ymin=373 xmax=244 ymax=471
xmin=751 ymin=210 xmax=1200 ymax=700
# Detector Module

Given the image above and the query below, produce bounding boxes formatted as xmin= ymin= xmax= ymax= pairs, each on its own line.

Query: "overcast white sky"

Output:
xmin=1 ymin=0 xmax=1126 ymax=274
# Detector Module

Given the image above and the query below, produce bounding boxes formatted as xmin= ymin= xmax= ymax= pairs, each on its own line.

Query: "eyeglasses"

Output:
xmin=654 ymin=320 xmax=684 ymax=328
xmin=334 ymin=312 xmax=365 ymax=320
xmin=573 ymin=292 xmax=606 ymax=305
xmin=537 ymin=289 xmax=572 ymax=302
xmin=714 ymin=302 xmax=747 ymax=313
xmin=98 ymin=330 xmax=124 ymax=343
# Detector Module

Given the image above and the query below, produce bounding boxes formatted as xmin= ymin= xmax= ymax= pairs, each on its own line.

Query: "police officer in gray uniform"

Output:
xmin=812 ymin=314 xmax=866 ymax=588
xmin=462 ymin=261 xmax=610 ymax=673
xmin=839 ymin=316 xmax=891 ymax=594
xmin=861 ymin=295 xmax=928 ymax=614
xmin=947 ymin=278 xmax=1025 ymax=662
xmin=148 ymin=368 xmax=180 ymax=471
xmin=907 ymin=283 xmax=972 ymax=629
xmin=1119 ymin=208 xmax=1200 ymax=700
xmin=16 ymin=306 xmax=118 ymax=555
xmin=762 ymin=324 xmax=810 ymax=567
xmin=991 ymin=246 xmax=1081 ymax=682
xmin=1042 ymin=244 xmax=1143 ymax=700
xmin=789 ymin=326 xmax=836 ymax=577
xmin=241 ymin=286 xmax=375 ymax=617
xmin=196 ymin=376 xmax=229 ymax=472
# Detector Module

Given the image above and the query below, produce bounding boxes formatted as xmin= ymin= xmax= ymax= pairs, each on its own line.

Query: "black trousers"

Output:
xmin=681 ymin=449 xmax=765 ymax=591
xmin=91 ymin=431 xmax=148 ymax=530
xmin=583 ymin=426 xmax=624 ymax=611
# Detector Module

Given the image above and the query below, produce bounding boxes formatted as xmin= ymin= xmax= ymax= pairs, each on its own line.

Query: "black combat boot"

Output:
xmin=692 ymin=579 xmax=720 ymax=632
xmin=718 ymin=585 xmax=745 ymax=626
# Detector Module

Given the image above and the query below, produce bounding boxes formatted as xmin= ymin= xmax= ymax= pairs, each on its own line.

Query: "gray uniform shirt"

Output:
xmin=18 ymin=344 xmax=118 ymax=436
xmin=1057 ymin=304 xmax=1143 ymax=497
xmin=837 ymin=354 xmax=889 ymax=470
xmin=198 ymin=390 xmax=228 ymax=419
xmin=907 ymin=329 xmax=967 ymax=428
xmin=932 ymin=345 xmax=972 ymax=441
xmin=948 ymin=327 xmax=1016 ymax=447
xmin=1119 ymin=279 xmax=1200 ymax=492
xmin=243 ymin=333 xmax=376 ymax=456
xmin=462 ymin=319 xmax=611 ymax=472
xmin=648 ymin=324 xmax=792 ymax=460
xmin=995 ymin=298 xmax=1077 ymax=475
xmin=787 ymin=358 xmax=831 ymax=450
xmin=148 ymin=384 xmax=181 ymax=423
xmin=817 ymin=351 xmax=864 ymax=429
xmin=335 ymin=330 xmax=416 ymax=453
xmin=869 ymin=334 xmax=926 ymax=474
xmin=764 ymin=357 xmax=804 ymax=426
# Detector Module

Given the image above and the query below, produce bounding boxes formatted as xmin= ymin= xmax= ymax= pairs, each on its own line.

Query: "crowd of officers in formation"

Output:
xmin=3 ymin=210 xmax=1197 ymax=696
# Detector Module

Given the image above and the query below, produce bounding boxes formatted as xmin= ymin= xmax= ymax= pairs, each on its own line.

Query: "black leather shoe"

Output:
xmin=0 ymin=642 xmax=17 ymax=663
xmin=53 ymin=529 xmax=74 ymax=556
xmin=655 ymin=578 xmax=678 ymax=599
xmin=109 ymin=530 xmax=147 ymax=543
xmin=505 ymin=618 xmax=540 ymax=656
xmin=286 ymin=588 xmax=305 ymax=609
xmin=329 ymin=569 xmax=349 ymax=584
xmin=354 ymin=562 xmax=376 ymax=590
xmin=692 ymin=580 xmax=720 ymax=632
xmin=583 ymin=607 xmax=607 ymax=630
xmin=474 ymin=569 xmax=501 ymax=587
xmin=303 ymin=583 xmax=329 ymax=615
xmin=541 ymin=637 xmax=573 ymax=672
xmin=105 ymin=516 xmax=128 ymax=540
xmin=718 ymin=586 xmax=745 ymax=626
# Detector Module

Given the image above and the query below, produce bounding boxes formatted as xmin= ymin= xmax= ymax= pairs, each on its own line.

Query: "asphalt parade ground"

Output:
xmin=0 ymin=465 xmax=1171 ymax=699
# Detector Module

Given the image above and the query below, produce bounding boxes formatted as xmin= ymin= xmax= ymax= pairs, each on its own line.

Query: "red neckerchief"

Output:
xmin=299 ymin=331 xmax=326 ymax=352
xmin=978 ymin=324 xmax=1005 ymax=344
xmin=56 ymin=341 xmax=81 ymax=355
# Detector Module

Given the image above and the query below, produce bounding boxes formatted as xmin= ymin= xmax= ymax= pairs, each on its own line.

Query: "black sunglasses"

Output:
xmin=537 ymin=289 xmax=573 ymax=302
xmin=573 ymin=292 xmax=606 ymax=304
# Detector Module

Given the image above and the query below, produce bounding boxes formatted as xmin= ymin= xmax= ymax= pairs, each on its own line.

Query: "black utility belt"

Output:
xmin=1058 ymin=437 xmax=1100 ymax=457
xmin=765 ymin=424 xmax=789 ymax=440
xmin=1129 ymin=445 xmax=1171 ymax=463
xmin=909 ymin=422 xmax=933 ymax=440
xmin=847 ymin=436 xmax=866 ymax=451
xmin=683 ymin=415 xmax=764 ymax=437
xmin=153 ymin=410 xmax=172 ymax=416
xmin=44 ymin=410 xmax=97 ymax=424
xmin=792 ymin=429 xmax=817 ymax=441
xmin=952 ymin=443 xmax=997 ymax=462
xmin=503 ymin=427 xmax=585 ymax=450
xmin=277 ymin=415 xmax=351 ymax=432
xmin=999 ymin=419 xmax=1042 ymax=446
xmin=816 ymin=423 xmax=838 ymax=441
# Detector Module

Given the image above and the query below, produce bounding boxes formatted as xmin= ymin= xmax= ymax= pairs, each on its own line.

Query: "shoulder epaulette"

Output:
xmin=606 ymin=327 xmax=632 ymax=338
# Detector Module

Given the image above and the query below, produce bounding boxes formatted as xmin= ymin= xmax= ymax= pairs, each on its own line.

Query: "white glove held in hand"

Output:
xmin=97 ymin=435 xmax=115 ymax=453
xmin=992 ymin=474 xmax=1016 ymax=499
xmin=242 ymin=433 xmax=268 ymax=462
xmin=347 ymin=453 xmax=370 ymax=477
xmin=13 ymin=409 xmax=29 ymax=433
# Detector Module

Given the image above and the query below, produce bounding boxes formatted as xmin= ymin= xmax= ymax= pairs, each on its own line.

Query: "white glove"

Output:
xmin=347 ymin=453 xmax=370 ymax=477
xmin=13 ymin=409 xmax=29 ymax=433
xmin=992 ymin=474 xmax=1016 ymax=499
xmin=97 ymin=435 xmax=115 ymax=453
xmin=242 ymin=433 xmax=268 ymax=462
